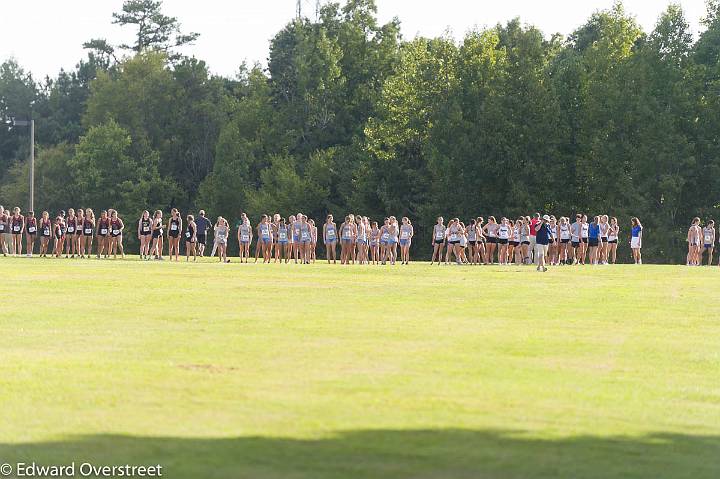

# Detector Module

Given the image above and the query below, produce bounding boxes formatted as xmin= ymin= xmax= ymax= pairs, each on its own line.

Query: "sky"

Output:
xmin=0 ymin=0 xmax=710 ymax=80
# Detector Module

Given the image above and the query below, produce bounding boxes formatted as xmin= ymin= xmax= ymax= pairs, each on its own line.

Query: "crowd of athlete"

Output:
xmin=0 ymin=206 xmax=416 ymax=265
xmin=430 ymin=214 xmax=644 ymax=267
xmin=685 ymin=217 xmax=720 ymax=266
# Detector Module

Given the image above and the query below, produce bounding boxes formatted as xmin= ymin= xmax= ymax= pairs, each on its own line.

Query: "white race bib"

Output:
xmin=241 ymin=234 xmax=249 ymax=241
xmin=27 ymin=226 xmax=36 ymax=233
xmin=100 ymin=228 xmax=108 ymax=235
xmin=171 ymin=224 xmax=178 ymax=231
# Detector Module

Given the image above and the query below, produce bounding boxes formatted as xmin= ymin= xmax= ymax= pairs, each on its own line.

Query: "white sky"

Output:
xmin=0 ymin=0 xmax=709 ymax=80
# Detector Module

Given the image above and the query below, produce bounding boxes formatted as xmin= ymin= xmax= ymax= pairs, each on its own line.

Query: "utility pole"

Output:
xmin=296 ymin=0 xmax=302 ymax=19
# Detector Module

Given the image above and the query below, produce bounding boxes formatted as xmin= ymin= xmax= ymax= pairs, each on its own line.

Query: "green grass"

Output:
xmin=1 ymin=257 xmax=719 ymax=478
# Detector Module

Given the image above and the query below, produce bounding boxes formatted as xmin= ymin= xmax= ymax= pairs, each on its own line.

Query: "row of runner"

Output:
xmin=0 ymin=207 xmax=415 ymax=264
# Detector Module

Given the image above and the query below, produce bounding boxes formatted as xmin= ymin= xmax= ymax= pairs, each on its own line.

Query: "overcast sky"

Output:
xmin=0 ymin=0 xmax=709 ymax=80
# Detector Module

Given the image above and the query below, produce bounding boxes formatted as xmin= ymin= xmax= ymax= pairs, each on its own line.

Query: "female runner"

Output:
xmin=270 ymin=214 xmax=280 ymax=259
xmin=507 ymin=219 xmax=516 ymax=265
xmin=39 ymin=211 xmax=52 ymax=257
xmin=339 ymin=215 xmax=355 ymax=265
xmin=96 ymin=210 xmax=110 ymax=258
xmin=292 ymin=214 xmax=303 ymax=263
xmin=355 ymin=216 xmax=368 ymax=264
xmin=10 ymin=207 xmax=24 ymax=255
xmin=389 ymin=217 xmax=400 ymax=265
xmin=496 ymin=217 xmax=511 ymax=265
xmin=588 ymin=216 xmax=600 ymax=265
xmin=459 ymin=221 xmax=468 ymax=263
xmin=476 ymin=217 xmax=486 ymax=264
xmin=257 ymin=214 xmax=273 ymax=262
xmin=109 ymin=210 xmax=125 ymax=259
xmin=483 ymin=216 xmax=499 ymax=265
xmin=82 ymin=209 xmax=94 ymax=258
xmin=323 ymin=214 xmax=337 ymax=263
xmin=0 ymin=207 xmax=7 ymax=256
xmin=446 ymin=218 xmax=462 ymax=265
xmin=166 ymin=208 xmax=182 ymax=261
xmin=138 ymin=211 xmax=152 ymax=259
xmin=237 ymin=214 xmax=252 ymax=263
xmin=151 ymin=210 xmax=164 ymax=260
xmin=284 ymin=218 xmax=294 ymax=263
xmin=598 ymin=215 xmax=610 ymax=264
xmin=399 ymin=217 xmax=413 ymax=265
xmin=703 ymin=220 xmax=715 ymax=266
xmin=430 ymin=217 xmax=445 ymax=265
xmin=298 ymin=215 xmax=312 ymax=264
xmin=275 ymin=217 xmax=288 ymax=262
xmin=185 ymin=214 xmax=197 ymax=261
xmin=309 ymin=219 xmax=318 ymax=263
xmin=467 ymin=219 xmax=479 ymax=264
xmin=557 ymin=217 xmax=569 ymax=265
xmin=75 ymin=209 xmax=85 ymax=258
xmin=65 ymin=208 xmax=76 ymax=257
xmin=379 ymin=218 xmax=392 ymax=265
xmin=511 ymin=218 xmax=522 ymax=265
xmin=630 ymin=217 xmax=643 ymax=264
xmin=548 ymin=216 xmax=559 ymax=265
xmin=52 ymin=216 xmax=65 ymax=257
xmin=369 ymin=221 xmax=380 ymax=264
xmin=214 ymin=217 xmax=229 ymax=263
xmin=687 ymin=217 xmax=702 ymax=266
xmin=579 ymin=215 xmax=589 ymax=265
xmin=24 ymin=211 xmax=37 ymax=256
xmin=608 ymin=217 xmax=620 ymax=264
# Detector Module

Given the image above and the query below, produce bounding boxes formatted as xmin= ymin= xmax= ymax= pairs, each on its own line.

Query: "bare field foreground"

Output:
xmin=1 ymin=257 xmax=719 ymax=478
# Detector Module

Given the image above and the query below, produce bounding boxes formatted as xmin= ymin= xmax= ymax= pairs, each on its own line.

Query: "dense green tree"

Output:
xmin=70 ymin=119 xmax=179 ymax=218
xmin=3 ymin=0 xmax=720 ymax=261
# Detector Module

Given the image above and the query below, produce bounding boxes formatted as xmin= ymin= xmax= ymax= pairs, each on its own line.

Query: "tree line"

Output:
xmin=1 ymin=0 xmax=720 ymax=262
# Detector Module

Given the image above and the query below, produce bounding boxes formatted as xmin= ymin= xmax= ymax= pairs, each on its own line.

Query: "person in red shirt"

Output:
xmin=529 ymin=213 xmax=540 ymax=263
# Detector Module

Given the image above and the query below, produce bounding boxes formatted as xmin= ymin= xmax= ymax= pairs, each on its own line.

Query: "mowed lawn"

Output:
xmin=1 ymin=257 xmax=719 ymax=478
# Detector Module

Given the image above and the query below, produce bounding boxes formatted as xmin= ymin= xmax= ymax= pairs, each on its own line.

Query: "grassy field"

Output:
xmin=1 ymin=257 xmax=719 ymax=478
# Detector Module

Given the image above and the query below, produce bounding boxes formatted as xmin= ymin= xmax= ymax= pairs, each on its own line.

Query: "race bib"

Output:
xmin=67 ymin=226 xmax=75 ymax=233
xmin=0 ymin=225 xmax=4 ymax=232
xmin=382 ymin=233 xmax=390 ymax=240
xmin=705 ymin=235 xmax=712 ymax=243
xmin=401 ymin=231 xmax=409 ymax=239
xmin=185 ymin=231 xmax=191 ymax=238
xmin=43 ymin=228 xmax=50 ymax=236
xmin=27 ymin=226 xmax=36 ymax=233
xmin=435 ymin=231 xmax=443 ymax=239
xmin=142 ymin=226 xmax=150 ymax=233
xmin=301 ymin=232 xmax=310 ymax=241
xmin=112 ymin=229 xmax=120 ymax=235
xmin=84 ymin=228 xmax=92 ymax=235
xmin=327 ymin=230 xmax=336 ymax=239
xmin=100 ymin=228 xmax=108 ymax=235
xmin=241 ymin=234 xmax=249 ymax=242
xmin=13 ymin=225 xmax=20 ymax=232
xmin=279 ymin=231 xmax=287 ymax=240
xmin=450 ymin=234 xmax=458 ymax=241
xmin=171 ymin=224 xmax=178 ymax=231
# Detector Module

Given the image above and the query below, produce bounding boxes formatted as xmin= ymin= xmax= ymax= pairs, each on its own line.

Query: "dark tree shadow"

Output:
xmin=1 ymin=429 xmax=718 ymax=478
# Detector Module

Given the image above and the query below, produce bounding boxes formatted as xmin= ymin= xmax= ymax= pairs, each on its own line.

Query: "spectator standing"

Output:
xmin=534 ymin=214 xmax=552 ymax=272
xmin=195 ymin=210 xmax=211 ymax=257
